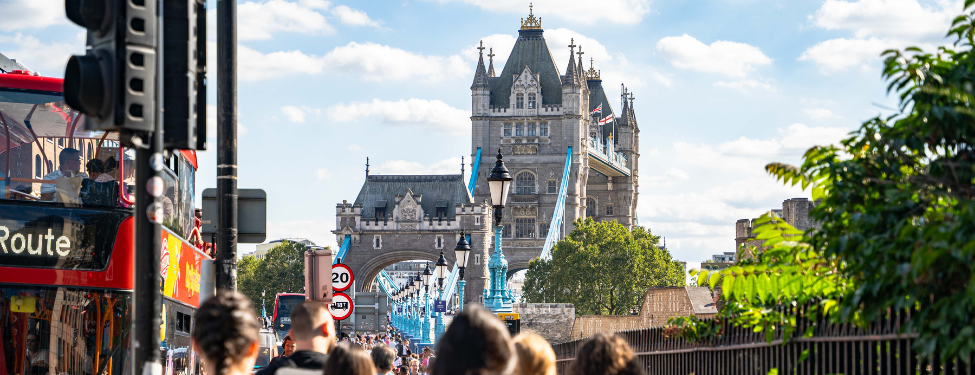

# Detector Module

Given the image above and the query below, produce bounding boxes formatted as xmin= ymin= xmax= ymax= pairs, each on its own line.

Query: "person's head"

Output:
xmin=322 ymin=342 xmax=376 ymax=375
xmin=191 ymin=291 xmax=261 ymax=375
xmin=195 ymin=208 xmax=203 ymax=219
xmin=371 ymin=344 xmax=396 ymax=373
xmin=568 ymin=333 xmax=645 ymax=375
xmin=397 ymin=365 xmax=410 ymax=375
xmin=409 ymin=358 xmax=419 ymax=373
xmin=282 ymin=335 xmax=296 ymax=356
xmin=86 ymin=159 xmax=104 ymax=174
xmin=431 ymin=304 xmax=515 ymax=375
xmin=288 ymin=301 xmax=335 ymax=354
xmin=59 ymin=148 xmax=81 ymax=174
xmin=513 ymin=332 xmax=556 ymax=375
xmin=26 ymin=333 xmax=39 ymax=351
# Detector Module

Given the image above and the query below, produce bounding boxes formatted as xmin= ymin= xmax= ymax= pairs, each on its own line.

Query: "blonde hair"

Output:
xmin=513 ymin=332 xmax=556 ymax=375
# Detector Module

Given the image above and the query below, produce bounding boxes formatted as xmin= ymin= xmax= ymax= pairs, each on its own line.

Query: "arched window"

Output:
xmin=46 ymin=160 xmax=53 ymax=174
xmin=516 ymin=93 xmax=524 ymax=109
xmin=87 ymin=144 xmax=93 ymax=159
xmin=515 ymin=171 xmax=535 ymax=195
xmin=586 ymin=197 xmax=596 ymax=217
xmin=34 ymin=155 xmax=41 ymax=177
xmin=528 ymin=93 xmax=536 ymax=109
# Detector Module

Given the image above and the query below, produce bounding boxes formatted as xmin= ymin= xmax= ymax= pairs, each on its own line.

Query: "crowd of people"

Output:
xmin=193 ymin=290 xmax=645 ymax=375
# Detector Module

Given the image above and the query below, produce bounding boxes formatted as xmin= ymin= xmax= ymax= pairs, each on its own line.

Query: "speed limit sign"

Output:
xmin=331 ymin=263 xmax=354 ymax=292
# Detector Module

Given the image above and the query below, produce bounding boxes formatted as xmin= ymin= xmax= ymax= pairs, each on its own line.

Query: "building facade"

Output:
xmin=468 ymin=8 xmax=641 ymax=274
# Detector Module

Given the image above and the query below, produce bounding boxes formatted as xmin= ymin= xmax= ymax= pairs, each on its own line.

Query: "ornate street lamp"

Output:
xmin=485 ymin=148 xmax=514 ymax=312
xmin=453 ymin=233 xmax=471 ymax=311
xmin=421 ymin=264 xmax=433 ymax=344
xmin=435 ymin=251 xmax=449 ymax=289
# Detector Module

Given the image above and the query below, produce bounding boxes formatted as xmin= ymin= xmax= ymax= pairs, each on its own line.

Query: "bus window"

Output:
xmin=0 ymin=85 xmax=131 ymax=207
xmin=0 ymin=286 xmax=132 ymax=375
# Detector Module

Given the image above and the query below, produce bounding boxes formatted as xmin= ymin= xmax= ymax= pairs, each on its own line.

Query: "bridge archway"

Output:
xmin=356 ymin=251 xmax=441 ymax=293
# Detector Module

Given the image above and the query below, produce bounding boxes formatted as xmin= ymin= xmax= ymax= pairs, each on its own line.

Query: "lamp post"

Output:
xmin=453 ymin=233 xmax=472 ymax=312
xmin=433 ymin=250 xmax=449 ymax=341
xmin=485 ymin=149 xmax=514 ymax=312
xmin=412 ymin=272 xmax=422 ymax=339
xmin=421 ymin=264 xmax=433 ymax=345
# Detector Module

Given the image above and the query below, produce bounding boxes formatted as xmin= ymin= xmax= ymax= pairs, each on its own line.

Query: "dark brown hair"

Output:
xmin=370 ymin=344 xmax=396 ymax=372
xmin=192 ymin=291 xmax=260 ymax=375
xmin=323 ymin=342 xmax=376 ymax=375
xmin=431 ymin=304 xmax=515 ymax=375
xmin=568 ymin=333 xmax=645 ymax=375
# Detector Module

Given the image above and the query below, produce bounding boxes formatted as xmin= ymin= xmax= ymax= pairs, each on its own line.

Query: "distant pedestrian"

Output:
xmin=370 ymin=344 xmax=397 ymax=375
xmin=255 ymin=301 xmax=335 ymax=375
xmin=323 ymin=342 xmax=376 ymax=375
xmin=430 ymin=304 xmax=516 ymax=375
xmin=191 ymin=291 xmax=261 ymax=375
xmin=567 ymin=333 xmax=645 ymax=375
xmin=512 ymin=332 xmax=556 ymax=375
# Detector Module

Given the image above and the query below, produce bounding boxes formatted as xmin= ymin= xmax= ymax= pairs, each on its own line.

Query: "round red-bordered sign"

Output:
xmin=329 ymin=292 xmax=354 ymax=320
xmin=331 ymin=263 xmax=354 ymax=292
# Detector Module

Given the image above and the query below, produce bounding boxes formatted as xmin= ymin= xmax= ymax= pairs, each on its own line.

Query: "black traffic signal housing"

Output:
xmin=64 ymin=0 xmax=156 ymax=132
xmin=163 ymin=0 xmax=207 ymax=150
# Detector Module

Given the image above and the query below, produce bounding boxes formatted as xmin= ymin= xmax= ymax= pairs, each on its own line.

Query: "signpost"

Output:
xmin=331 ymin=263 xmax=354 ymax=292
xmin=330 ymin=292 xmax=354 ymax=321
xmin=498 ymin=313 xmax=520 ymax=336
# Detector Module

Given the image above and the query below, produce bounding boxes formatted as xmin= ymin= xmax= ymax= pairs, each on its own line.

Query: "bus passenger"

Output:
xmin=41 ymin=148 xmax=88 ymax=201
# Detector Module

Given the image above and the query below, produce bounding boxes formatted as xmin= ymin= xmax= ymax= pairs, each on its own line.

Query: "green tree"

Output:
xmin=673 ymin=2 xmax=975 ymax=360
xmin=237 ymin=240 xmax=313 ymax=316
xmin=522 ymin=218 xmax=685 ymax=315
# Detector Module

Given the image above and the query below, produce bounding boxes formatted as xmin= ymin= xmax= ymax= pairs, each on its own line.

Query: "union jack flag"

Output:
xmin=590 ymin=104 xmax=602 ymax=116
xmin=599 ymin=114 xmax=614 ymax=125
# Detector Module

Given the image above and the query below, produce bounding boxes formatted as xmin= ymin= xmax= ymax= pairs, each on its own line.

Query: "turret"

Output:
xmin=471 ymin=40 xmax=490 ymax=116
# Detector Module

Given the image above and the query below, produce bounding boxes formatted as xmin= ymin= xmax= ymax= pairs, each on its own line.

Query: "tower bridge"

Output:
xmin=333 ymin=6 xmax=641 ymax=309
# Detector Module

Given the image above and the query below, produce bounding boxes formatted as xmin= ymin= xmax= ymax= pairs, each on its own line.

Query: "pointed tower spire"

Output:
xmin=488 ymin=48 xmax=496 ymax=77
xmin=471 ymin=40 xmax=490 ymax=89
xmin=564 ymin=38 xmax=580 ymax=87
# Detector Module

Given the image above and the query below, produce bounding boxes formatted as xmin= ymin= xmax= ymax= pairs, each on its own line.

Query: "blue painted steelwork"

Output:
xmin=540 ymin=147 xmax=572 ymax=260
xmin=333 ymin=235 xmax=351 ymax=264
xmin=468 ymin=147 xmax=482 ymax=196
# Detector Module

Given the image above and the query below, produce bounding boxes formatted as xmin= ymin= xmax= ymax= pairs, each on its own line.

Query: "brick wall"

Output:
xmin=569 ymin=287 xmax=716 ymax=340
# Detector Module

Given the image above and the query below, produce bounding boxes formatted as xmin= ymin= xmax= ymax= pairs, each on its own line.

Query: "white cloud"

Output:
xmin=325 ymin=42 xmax=469 ymax=82
xmin=798 ymin=37 xmax=891 ymax=73
xmin=316 ymin=168 xmax=332 ymax=180
xmin=236 ymin=44 xmax=328 ymax=81
xmin=800 ymin=0 xmax=964 ymax=73
xmin=0 ymin=0 xmax=66 ymax=31
xmin=812 ymin=0 xmax=959 ymax=40
xmin=347 ymin=144 xmax=363 ymax=151
xmin=281 ymin=106 xmax=321 ymax=123
xmin=331 ymin=5 xmax=383 ymax=28
xmin=235 ymin=0 xmax=335 ymax=41
xmin=326 ymin=99 xmax=469 ymax=134
xmin=234 ymin=42 xmax=468 ymax=82
xmin=646 ymin=168 xmax=691 ymax=187
xmin=656 ymin=34 xmax=772 ymax=78
xmin=805 ymin=108 xmax=835 ymax=119
xmin=376 ymin=157 xmax=464 ymax=175
xmin=425 ymin=0 xmax=650 ymax=25
xmin=0 ymin=32 xmax=85 ymax=75
xmin=714 ymin=79 xmax=776 ymax=92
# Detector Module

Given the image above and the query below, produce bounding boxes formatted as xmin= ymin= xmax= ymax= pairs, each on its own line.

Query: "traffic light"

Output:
xmin=64 ymin=0 xmax=156 ymax=132
xmin=163 ymin=0 xmax=207 ymax=150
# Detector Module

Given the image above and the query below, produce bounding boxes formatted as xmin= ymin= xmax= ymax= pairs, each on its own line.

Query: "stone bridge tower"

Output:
xmin=469 ymin=7 xmax=641 ymax=275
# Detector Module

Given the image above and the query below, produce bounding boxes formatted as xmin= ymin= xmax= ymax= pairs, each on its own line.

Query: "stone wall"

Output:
xmin=569 ymin=287 xmax=717 ymax=340
xmin=512 ymin=303 xmax=576 ymax=344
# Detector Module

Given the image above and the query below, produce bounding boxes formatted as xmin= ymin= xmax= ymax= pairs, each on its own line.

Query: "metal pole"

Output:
xmin=132 ymin=7 xmax=165 ymax=373
xmin=216 ymin=0 xmax=238 ymax=290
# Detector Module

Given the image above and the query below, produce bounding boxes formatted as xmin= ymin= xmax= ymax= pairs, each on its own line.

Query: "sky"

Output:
xmin=0 ymin=0 xmax=964 ymax=264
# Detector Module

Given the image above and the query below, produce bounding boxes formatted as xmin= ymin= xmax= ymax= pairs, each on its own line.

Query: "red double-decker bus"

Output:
xmin=0 ymin=70 xmax=209 ymax=375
